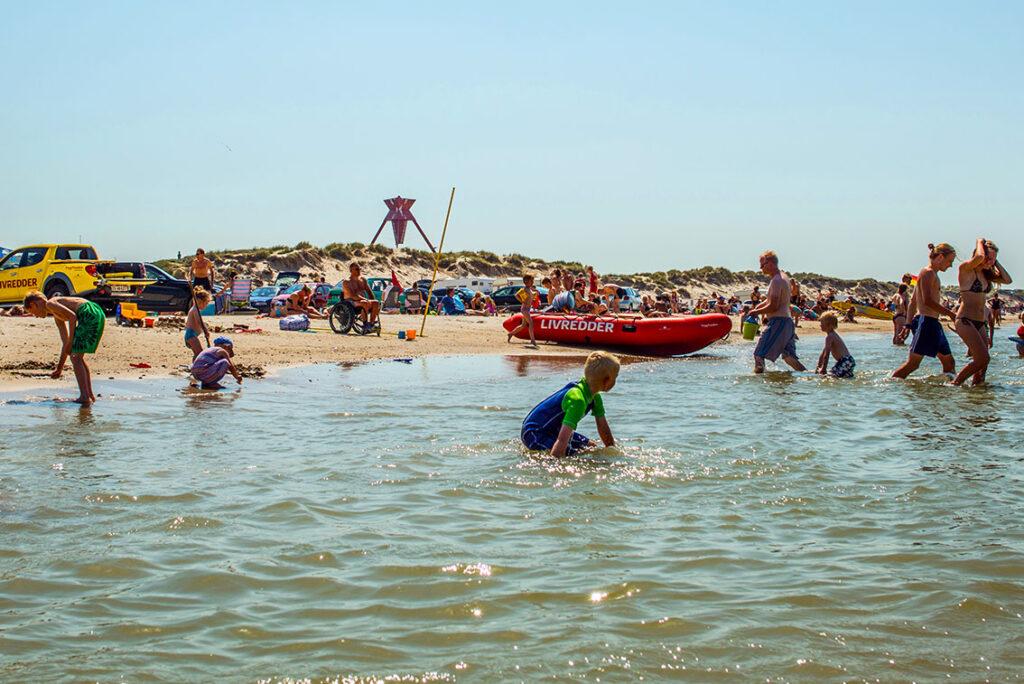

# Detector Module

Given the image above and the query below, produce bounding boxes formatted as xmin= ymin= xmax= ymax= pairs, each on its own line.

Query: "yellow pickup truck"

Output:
xmin=0 ymin=244 xmax=154 ymax=310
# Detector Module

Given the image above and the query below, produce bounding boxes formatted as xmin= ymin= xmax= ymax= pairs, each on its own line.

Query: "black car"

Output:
xmin=132 ymin=264 xmax=193 ymax=313
xmin=491 ymin=285 xmax=549 ymax=311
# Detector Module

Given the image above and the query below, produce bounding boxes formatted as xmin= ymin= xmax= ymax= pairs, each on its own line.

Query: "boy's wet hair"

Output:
xmin=584 ymin=351 xmax=620 ymax=386
xmin=819 ymin=311 xmax=839 ymax=330
xmin=23 ymin=290 xmax=46 ymax=306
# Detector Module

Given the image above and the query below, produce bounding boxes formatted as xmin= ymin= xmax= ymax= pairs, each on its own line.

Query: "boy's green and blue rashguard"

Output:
xmin=521 ymin=379 xmax=603 ymax=454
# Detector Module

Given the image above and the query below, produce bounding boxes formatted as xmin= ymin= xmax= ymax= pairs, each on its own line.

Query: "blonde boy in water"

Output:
xmin=815 ymin=312 xmax=855 ymax=378
xmin=520 ymin=351 xmax=619 ymax=457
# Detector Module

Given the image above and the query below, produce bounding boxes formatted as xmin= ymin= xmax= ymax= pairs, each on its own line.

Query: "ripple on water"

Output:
xmin=0 ymin=341 xmax=1022 ymax=681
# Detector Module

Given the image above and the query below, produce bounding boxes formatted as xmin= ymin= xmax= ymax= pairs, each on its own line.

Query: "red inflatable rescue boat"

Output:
xmin=503 ymin=313 xmax=731 ymax=356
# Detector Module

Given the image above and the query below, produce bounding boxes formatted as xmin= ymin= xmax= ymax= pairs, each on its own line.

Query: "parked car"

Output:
xmin=615 ymin=287 xmax=642 ymax=312
xmin=270 ymin=282 xmax=332 ymax=312
xmin=0 ymin=243 xmax=152 ymax=310
xmin=491 ymin=285 xmax=549 ymax=311
xmin=124 ymin=263 xmax=193 ymax=313
xmin=248 ymin=285 xmax=279 ymax=313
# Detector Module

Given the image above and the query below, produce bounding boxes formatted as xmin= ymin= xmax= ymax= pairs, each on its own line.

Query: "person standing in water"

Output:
xmin=893 ymin=243 xmax=958 ymax=379
xmin=951 ymin=238 xmax=1012 ymax=386
xmin=23 ymin=291 xmax=105 ymax=404
xmin=749 ymin=250 xmax=806 ymax=373
xmin=890 ymin=283 xmax=910 ymax=345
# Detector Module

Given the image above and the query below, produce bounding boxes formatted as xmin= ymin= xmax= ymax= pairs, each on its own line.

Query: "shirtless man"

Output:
xmin=749 ymin=250 xmax=806 ymax=373
xmin=342 ymin=262 xmax=380 ymax=330
xmin=893 ymin=243 xmax=958 ymax=379
xmin=189 ymin=248 xmax=216 ymax=293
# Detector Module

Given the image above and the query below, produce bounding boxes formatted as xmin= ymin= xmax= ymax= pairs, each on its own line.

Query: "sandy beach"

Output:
xmin=0 ymin=312 xmax=895 ymax=390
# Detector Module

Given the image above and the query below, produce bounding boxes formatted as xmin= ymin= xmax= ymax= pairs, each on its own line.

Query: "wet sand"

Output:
xmin=0 ymin=313 xmax=895 ymax=389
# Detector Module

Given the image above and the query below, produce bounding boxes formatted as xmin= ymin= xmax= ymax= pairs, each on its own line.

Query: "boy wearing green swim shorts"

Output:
xmin=24 ymin=290 xmax=106 ymax=405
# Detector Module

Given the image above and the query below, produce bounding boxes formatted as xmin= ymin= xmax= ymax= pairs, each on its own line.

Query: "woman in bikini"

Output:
xmin=890 ymin=283 xmax=910 ymax=345
xmin=952 ymin=238 xmax=1012 ymax=386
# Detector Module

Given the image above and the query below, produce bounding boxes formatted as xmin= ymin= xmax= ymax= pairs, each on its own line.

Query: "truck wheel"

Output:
xmin=44 ymin=281 xmax=70 ymax=298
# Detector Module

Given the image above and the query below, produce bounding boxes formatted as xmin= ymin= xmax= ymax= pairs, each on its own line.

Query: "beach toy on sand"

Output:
xmin=397 ymin=330 xmax=407 ymax=339
xmin=742 ymin=320 xmax=759 ymax=340
xmin=406 ymin=329 xmax=417 ymax=341
xmin=144 ymin=318 xmax=154 ymax=328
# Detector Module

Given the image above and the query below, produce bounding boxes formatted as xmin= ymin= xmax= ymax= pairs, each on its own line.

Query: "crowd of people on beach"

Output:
xmin=15 ymin=237 xmax=1021 ymax=411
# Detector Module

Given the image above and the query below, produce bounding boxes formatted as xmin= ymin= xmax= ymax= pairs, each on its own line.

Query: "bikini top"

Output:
xmin=962 ymin=272 xmax=992 ymax=295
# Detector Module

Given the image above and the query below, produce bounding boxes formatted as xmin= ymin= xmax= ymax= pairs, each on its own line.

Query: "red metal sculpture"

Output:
xmin=370 ymin=196 xmax=436 ymax=252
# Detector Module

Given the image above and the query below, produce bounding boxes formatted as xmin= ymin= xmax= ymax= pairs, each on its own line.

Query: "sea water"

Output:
xmin=1 ymin=334 xmax=1022 ymax=681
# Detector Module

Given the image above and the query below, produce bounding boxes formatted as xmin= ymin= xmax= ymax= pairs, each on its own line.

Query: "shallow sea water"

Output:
xmin=1 ymin=334 xmax=1023 ymax=682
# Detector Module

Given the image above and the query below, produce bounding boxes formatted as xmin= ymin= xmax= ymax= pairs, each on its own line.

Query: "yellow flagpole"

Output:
xmin=420 ymin=187 xmax=456 ymax=337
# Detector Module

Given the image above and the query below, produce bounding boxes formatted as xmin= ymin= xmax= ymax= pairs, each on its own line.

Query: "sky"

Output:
xmin=2 ymin=1 xmax=1022 ymax=280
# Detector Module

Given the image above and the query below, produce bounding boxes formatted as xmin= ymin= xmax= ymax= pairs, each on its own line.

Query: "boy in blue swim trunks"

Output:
xmin=893 ymin=243 xmax=958 ymax=379
xmin=521 ymin=351 xmax=619 ymax=457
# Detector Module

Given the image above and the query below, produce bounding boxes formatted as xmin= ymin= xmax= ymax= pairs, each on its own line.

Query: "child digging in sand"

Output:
xmin=184 ymin=287 xmax=212 ymax=359
xmin=521 ymin=351 xmax=619 ymax=457
xmin=190 ymin=337 xmax=243 ymax=390
xmin=23 ymin=290 xmax=105 ymax=404
xmin=815 ymin=311 xmax=856 ymax=378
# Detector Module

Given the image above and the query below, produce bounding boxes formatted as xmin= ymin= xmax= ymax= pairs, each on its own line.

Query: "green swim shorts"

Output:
xmin=71 ymin=300 xmax=106 ymax=355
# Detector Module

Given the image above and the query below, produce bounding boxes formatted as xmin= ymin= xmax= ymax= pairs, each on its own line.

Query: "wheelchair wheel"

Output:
xmin=328 ymin=302 xmax=355 ymax=334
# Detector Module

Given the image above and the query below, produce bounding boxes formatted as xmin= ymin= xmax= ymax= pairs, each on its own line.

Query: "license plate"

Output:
xmin=111 ymin=285 xmax=131 ymax=294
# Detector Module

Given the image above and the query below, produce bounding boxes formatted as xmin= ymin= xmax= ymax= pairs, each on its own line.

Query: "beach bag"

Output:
xmin=279 ymin=314 xmax=310 ymax=331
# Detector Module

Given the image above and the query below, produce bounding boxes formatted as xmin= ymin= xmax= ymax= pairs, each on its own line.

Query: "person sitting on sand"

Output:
xmin=23 ymin=290 xmax=105 ymax=405
xmin=184 ymin=287 xmax=212 ymax=360
xmin=815 ymin=312 xmax=855 ymax=378
xmin=893 ymin=243 xmax=958 ymax=380
xmin=572 ymin=280 xmax=606 ymax=315
xmin=403 ymin=288 xmax=425 ymax=315
xmin=546 ymin=287 xmax=575 ymax=313
xmin=750 ymin=286 xmax=762 ymax=305
xmin=438 ymin=287 xmax=467 ymax=315
xmin=748 ymin=251 xmax=806 ymax=373
xmin=286 ymin=285 xmax=326 ymax=319
xmin=191 ymin=337 xmax=243 ymax=390
xmin=343 ymin=262 xmax=381 ymax=331
xmin=521 ymin=351 xmax=619 ymax=457
xmin=508 ymin=274 xmax=540 ymax=347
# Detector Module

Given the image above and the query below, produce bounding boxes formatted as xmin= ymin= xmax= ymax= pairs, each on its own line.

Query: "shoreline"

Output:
xmin=0 ymin=313 xmax=897 ymax=391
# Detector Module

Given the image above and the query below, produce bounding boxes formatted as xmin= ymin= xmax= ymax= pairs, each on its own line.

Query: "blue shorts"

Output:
xmin=830 ymin=355 xmax=856 ymax=378
xmin=754 ymin=316 xmax=798 ymax=362
xmin=521 ymin=427 xmax=591 ymax=455
xmin=909 ymin=316 xmax=951 ymax=358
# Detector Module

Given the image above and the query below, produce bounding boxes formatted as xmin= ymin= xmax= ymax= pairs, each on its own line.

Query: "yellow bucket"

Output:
xmin=742 ymin=320 xmax=759 ymax=340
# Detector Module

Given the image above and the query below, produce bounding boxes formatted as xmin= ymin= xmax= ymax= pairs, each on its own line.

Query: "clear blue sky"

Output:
xmin=2 ymin=1 xmax=1021 ymax=280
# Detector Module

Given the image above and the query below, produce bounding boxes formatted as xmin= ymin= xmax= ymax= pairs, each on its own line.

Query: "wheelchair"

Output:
xmin=328 ymin=300 xmax=382 ymax=336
